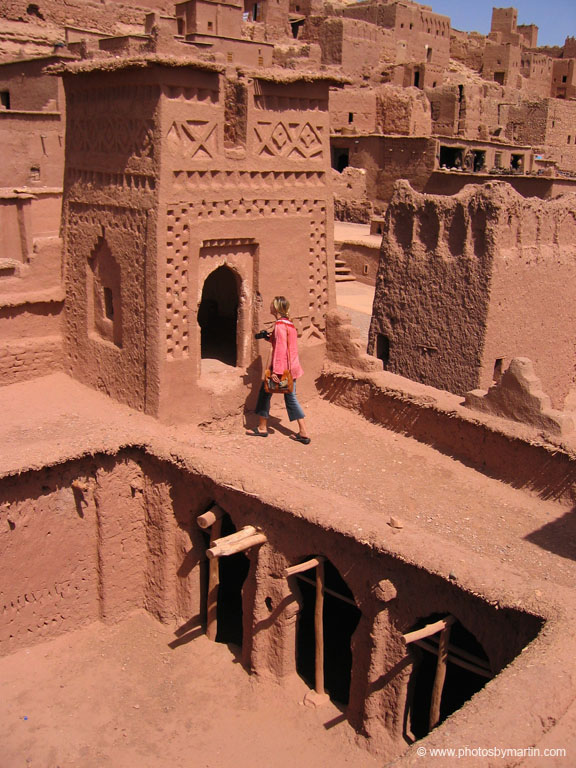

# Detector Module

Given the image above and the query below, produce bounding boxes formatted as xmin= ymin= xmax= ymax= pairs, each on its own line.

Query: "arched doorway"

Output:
xmin=403 ymin=613 xmax=492 ymax=741
xmin=198 ymin=265 xmax=239 ymax=366
xmin=292 ymin=558 xmax=361 ymax=706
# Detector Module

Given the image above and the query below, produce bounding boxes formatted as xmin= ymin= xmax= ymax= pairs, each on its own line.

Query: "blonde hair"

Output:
xmin=273 ymin=296 xmax=290 ymax=318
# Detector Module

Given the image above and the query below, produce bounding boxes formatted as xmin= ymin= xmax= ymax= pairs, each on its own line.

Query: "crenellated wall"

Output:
xmin=369 ymin=181 xmax=576 ymax=406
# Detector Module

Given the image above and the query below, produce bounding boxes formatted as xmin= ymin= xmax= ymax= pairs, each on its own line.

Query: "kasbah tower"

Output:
xmin=0 ymin=1 xmax=575 ymax=766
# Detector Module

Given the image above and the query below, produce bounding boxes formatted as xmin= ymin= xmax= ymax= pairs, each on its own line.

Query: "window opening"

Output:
xmin=493 ymin=358 xmax=504 ymax=382
xmin=348 ymin=112 xmax=354 ymax=124
xmin=511 ymin=154 xmax=523 ymax=172
xmin=26 ymin=3 xmax=44 ymax=19
xmin=472 ymin=150 xmax=486 ymax=172
xmin=331 ymin=147 xmax=349 ymax=173
xmin=413 ymin=70 xmax=420 ymax=88
xmin=376 ymin=334 xmax=390 ymax=367
xmin=439 ymin=146 xmax=464 ymax=169
xmin=103 ymin=287 xmax=114 ymax=320
xmin=0 ymin=91 xmax=10 ymax=109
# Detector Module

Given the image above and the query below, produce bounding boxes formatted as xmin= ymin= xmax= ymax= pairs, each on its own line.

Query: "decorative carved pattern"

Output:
xmin=162 ymin=84 xmax=219 ymax=103
xmin=254 ymin=95 xmax=327 ymax=112
xmin=66 ymin=168 xmax=156 ymax=193
xmin=67 ymin=203 xmax=148 ymax=236
xmin=254 ymin=121 xmax=324 ymax=160
xmin=167 ymin=120 xmax=218 ymax=159
xmin=172 ymin=169 xmax=325 ymax=191
xmin=165 ymin=206 xmax=190 ymax=360
xmin=68 ymin=117 xmax=155 ymax=159
xmin=165 ymin=198 xmax=328 ymax=340
xmin=201 ymin=238 xmax=256 ymax=249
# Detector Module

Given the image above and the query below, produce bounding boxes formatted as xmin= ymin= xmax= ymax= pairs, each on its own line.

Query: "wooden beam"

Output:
xmin=429 ymin=623 xmax=451 ymax=731
xmin=414 ymin=639 xmax=493 ymax=679
xmin=207 ymin=532 xmax=267 ymax=559
xmin=197 ymin=503 xmax=225 ymax=530
xmin=206 ymin=516 xmax=222 ymax=641
xmin=284 ymin=557 xmax=324 ymax=577
xmin=403 ymin=616 xmax=455 ymax=644
xmin=211 ymin=525 xmax=257 ymax=548
xmin=414 ymin=634 xmax=492 ymax=671
xmin=295 ymin=573 xmax=357 ymax=607
xmin=315 ymin=558 xmax=325 ymax=696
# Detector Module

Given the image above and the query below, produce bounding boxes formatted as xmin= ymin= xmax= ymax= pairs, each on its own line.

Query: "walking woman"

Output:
xmin=252 ymin=296 xmax=311 ymax=444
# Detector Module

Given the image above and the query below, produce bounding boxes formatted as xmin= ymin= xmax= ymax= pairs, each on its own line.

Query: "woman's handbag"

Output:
xmin=264 ymin=368 xmax=294 ymax=394
xmin=263 ymin=321 xmax=294 ymax=394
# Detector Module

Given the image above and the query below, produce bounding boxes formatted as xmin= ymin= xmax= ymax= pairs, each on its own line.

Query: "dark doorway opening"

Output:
xmin=215 ymin=515 xmax=250 ymax=648
xmin=198 ymin=265 xmax=239 ymax=366
xmin=472 ymin=150 xmax=486 ymax=172
xmin=0 ymin=91 xmax=10 ymax=109
xmin=405 ymin=614 xmax=491 ymax=741
xmin=511 ymin=154 xmax=524 ymax=172
xmin=376 ymin=334 xmax=390 ymax=367
xmin=331 ymin=147 xmax=349 ymax=173
xmin=439 ymin=146 xmax=463 ymax=169
xmin=494 ymin=71 xmax=505 ymax=85
xmin=413 ymin=70 xmax=420 ymax=88
xmin=295 ymin=560 xmax=361 ymax=705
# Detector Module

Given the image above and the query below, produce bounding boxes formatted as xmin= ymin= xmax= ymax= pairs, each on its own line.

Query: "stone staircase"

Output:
xmin=335 ymin=254 xmax=356 ymax=282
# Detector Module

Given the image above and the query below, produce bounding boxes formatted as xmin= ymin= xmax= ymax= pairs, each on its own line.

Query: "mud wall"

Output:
xmin=0 ymin=446 xmax=544 ymax=760
xmin=368 ymin=181 xmax=493 ymax=395
xmin=369 ymin=181 xmax=576 ymax=402
xmin=62 ymin=66 xmax=160 ymax=413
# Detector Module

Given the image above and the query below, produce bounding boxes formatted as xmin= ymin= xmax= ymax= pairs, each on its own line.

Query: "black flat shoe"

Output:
xmin=247 ymin=428 xmax=269 ymax=437
xmin=290 ymin=434 xmax=311 ymax=445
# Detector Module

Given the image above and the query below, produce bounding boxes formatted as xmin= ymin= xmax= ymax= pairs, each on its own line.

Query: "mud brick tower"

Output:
xmin=61 ymin=59 xmax=335 ymax=422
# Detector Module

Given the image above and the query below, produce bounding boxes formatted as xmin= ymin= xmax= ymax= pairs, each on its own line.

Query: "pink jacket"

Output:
xmin=270 ymin=318 xmax=304 ymax=379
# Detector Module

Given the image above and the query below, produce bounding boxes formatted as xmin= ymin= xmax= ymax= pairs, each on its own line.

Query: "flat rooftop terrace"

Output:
xmin=1 ymin=373 xmax=575 ymax=766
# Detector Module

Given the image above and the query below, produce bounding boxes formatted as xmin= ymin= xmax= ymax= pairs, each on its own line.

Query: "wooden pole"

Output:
xmin=207 ymin=532 xmax=267 ymax=559
xmin=403 ymin=615 xmax=455 ymax=644
xmin=197 ymin=504 xmax=225 ymax=530
xmin=211 ymin=525 xmax=257 ymax=549
xmin=284 ymin=557 xmax=324 ymax=577
xmin=429 ymin=623 xmax=452 ymax=731
xmin=314 ymin=559 xmax=325 ymax=696
xmin=206 ymin=516 xmax=222 ymax=642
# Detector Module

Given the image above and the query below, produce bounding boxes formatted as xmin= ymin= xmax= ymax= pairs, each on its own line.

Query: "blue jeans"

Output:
xmin=255 ymin=379 xmax=305 ymax=422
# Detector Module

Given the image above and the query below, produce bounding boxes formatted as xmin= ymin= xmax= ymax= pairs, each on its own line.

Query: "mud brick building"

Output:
xmin=60 ymin=58 xmax=336 ymax=422
xmin=368 ymin=181 xmax=576 ymax=408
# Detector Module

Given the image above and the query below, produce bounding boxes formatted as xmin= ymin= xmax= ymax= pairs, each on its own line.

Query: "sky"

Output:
xmin=424 ymin=0 xmax=576 ymax=47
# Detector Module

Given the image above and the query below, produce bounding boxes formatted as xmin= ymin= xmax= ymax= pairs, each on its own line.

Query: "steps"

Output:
xmin=335 ymin=256 xmax=356 ymax=283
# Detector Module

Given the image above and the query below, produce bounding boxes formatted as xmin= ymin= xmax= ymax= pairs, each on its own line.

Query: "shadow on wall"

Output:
xmin=525 ymin=506 xmax=576 ymax=562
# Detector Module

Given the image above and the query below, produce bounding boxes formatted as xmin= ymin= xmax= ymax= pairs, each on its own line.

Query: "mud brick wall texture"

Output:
xmin=0 ymin=336 xmax=62 ymax=384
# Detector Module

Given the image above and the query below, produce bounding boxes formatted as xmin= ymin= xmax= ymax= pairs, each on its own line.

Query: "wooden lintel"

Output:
xmin=207 ymin=532 xmax=267 ymax=559
xmin=211 ymin=525 xmax=257 ymax=548
xmin=284 ymin=557 xmax=324 ymax=577
xmin=403 ymin=615 xmax=455 ymax=645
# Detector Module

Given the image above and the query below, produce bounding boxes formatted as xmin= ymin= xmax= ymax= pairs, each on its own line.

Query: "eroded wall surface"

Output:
xmin=369 ymin=181 xmax=576 ymax=403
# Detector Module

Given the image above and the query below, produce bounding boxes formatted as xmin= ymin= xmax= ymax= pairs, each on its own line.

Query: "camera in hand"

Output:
xmin=255 ymin=329 xmax=271 ymax=340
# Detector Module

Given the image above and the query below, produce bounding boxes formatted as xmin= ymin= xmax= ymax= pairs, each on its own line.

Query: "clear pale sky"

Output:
xmin=425 ymin=0 xmax=576 ymax=47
